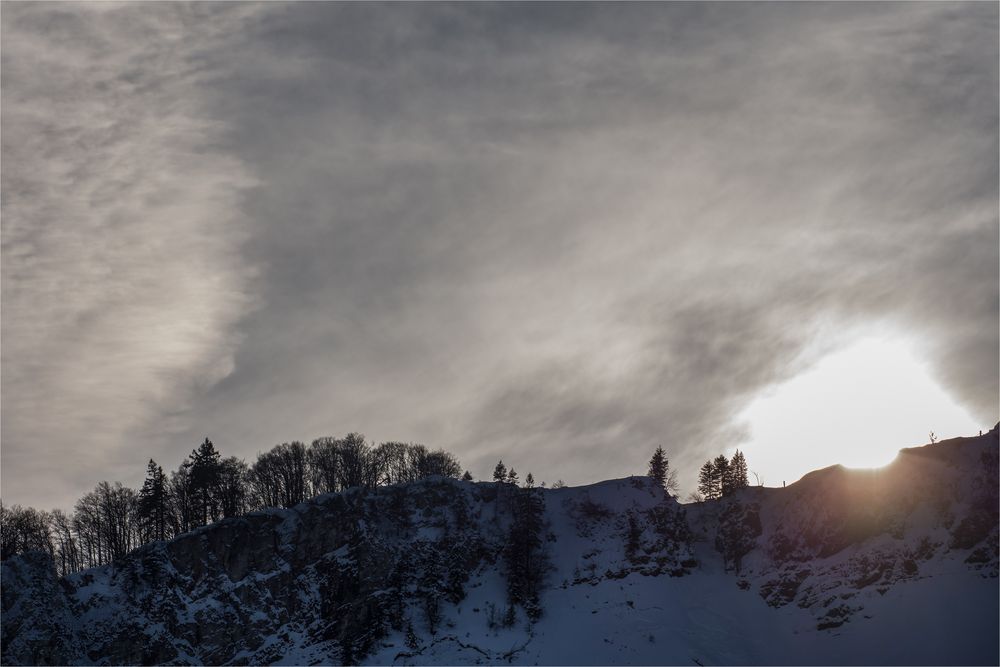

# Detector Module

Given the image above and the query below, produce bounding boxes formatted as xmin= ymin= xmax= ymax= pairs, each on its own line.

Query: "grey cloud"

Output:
xmin=1 ymin=3 xmax=270 ymax=508
xmin=2 ymin=3 xmax=996 ymax=507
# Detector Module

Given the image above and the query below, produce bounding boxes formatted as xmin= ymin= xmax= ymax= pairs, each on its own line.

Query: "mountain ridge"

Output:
xmin=2 ymin=427 xmax=997 ymax=665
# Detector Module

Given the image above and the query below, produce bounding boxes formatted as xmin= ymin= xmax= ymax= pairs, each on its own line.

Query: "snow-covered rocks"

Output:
xmin=2 ymin=428 xmax=997 ymax=665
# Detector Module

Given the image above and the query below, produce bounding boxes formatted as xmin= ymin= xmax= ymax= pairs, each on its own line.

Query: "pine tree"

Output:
xmin=714 ymin=454 xmax=732 ymax=497
xmin=506 ymin=468 xmax=519 ymax=486
xmin=525 ymin=472 xmax=535 ymax=488
xmin=729 ymin=450 xmax=749 ymax=493
xmin=698 ymin=461 xmax=717 ymax=500
xmin=461 ymin=470 xmax=474 ymax=482
xmin=190 ymin=438 xmax=222 ymax=526
xmin=648 ymin=446 xmax=668 ymax=489
xmin=492 ymin=460 xmax=507 ymax=483
xmin=138 ymin=459 xmax=169 ymax=541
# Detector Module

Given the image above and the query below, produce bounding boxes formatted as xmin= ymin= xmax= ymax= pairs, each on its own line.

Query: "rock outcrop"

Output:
xmin=2 ymin=477 xmax=692 ymax=665
xmin=2 ymin=427 xmax=997 ymax=665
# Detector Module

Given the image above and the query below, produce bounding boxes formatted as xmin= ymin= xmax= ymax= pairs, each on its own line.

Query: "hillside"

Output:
xmin=2 ymin=428 xmax=997 ymax=665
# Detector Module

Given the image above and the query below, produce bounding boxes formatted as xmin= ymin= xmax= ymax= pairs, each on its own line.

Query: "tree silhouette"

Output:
xmin=715 ymin=455 xmax=732 ymax=497
xmin=138 ymin=459 xmax=169 ymax=541
xmin=698 ymin=460 xmax=717 ymax=500
xmin=729 ymin=450 xmax=749 ymax=493
xmin=648 ymin=446 xmax=668 ymax=489
xmin=190 ymin=438 xmax=221 ymax=526
xmin=1 ymin=431 xmax=469 ymax=576
xmin=217 ymin=457 xmax=248 ymax=518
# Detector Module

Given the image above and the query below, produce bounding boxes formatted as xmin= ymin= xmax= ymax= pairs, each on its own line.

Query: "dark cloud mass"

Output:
xmin=2 ymin=3 xmax=997 ymax=509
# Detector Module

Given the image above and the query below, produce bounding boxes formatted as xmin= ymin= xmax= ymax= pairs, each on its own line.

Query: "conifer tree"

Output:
xmin=729 ymin=450 xmax=749 ymax=493
xmin=462 ymin=470 xmax=474 ymax=482
xmin=138 ymin=459 xmax=169 ymax=541
xmin=648 ymin=446 xmax=668 ymax=489
xmin=507 ymin=468 xmax=519 ymax=486
xmin=715 ymin=454 xmax=732 ymax=497
xmin=525 ymin=472 xmax=535 ymax=488
xmin=190 ymin=438 xmax=222 ymax=526
xmin=493 ymin=460 xmax=507 ymax=483
xmin=698 ymin=460 xmax=717 ymax=500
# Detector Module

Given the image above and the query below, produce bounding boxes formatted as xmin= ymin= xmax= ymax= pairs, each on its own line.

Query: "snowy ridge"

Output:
xmin=1 ymin=428 xmax=997 ymax=665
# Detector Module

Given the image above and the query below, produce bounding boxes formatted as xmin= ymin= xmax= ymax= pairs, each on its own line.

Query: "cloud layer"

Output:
xmin=2 ymin=3 xmax=997 ymax=508
xmin=2 ymin=5 xmax=263 ymax=504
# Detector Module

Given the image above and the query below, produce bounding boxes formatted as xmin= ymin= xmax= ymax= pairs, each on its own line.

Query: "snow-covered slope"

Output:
xmin=2 ymin=428 xmax=997 ymax=665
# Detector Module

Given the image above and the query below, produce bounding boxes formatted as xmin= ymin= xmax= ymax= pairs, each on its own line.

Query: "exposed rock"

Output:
xmin=2 ymin=477 xmax=692 ymax=665
xmin=2 ymin=427 xmax=997 ymax=664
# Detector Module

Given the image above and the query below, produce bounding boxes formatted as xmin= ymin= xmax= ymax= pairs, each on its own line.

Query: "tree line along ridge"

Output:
xmin=0 ymin=436 xmax=748 ymax=576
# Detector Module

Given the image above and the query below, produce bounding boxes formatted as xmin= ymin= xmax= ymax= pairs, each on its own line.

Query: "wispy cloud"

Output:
xmin=2 ymin=3 xmax=996 ymax=507
xmin=1 ymin=4 xmax=267 ymax=505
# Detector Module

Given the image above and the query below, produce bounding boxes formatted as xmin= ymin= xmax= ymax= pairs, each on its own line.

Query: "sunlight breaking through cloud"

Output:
xmin=738 ymin=335 xmax=983 ymax=486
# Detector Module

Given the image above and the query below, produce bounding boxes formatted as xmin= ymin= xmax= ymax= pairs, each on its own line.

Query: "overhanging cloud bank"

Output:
xmin=2 ymin=3 xmax=996 ymax=507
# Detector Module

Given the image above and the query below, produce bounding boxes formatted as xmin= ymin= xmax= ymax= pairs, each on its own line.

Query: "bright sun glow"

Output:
xmin=738 ymin=335 xmax=982 ymax=487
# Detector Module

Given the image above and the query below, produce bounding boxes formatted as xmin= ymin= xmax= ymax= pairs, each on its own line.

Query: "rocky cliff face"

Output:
xmin=687 ymin=427 xmax=999 ymax=638
xmin=2 ymin=476 xmax=692 ymax=665
xmin=2 ymin=428 xmax=997 ymax=666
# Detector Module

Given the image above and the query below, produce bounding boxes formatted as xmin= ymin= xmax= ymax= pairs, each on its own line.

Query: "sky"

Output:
xmin=2 ymin=3 xmax=997 ymax=511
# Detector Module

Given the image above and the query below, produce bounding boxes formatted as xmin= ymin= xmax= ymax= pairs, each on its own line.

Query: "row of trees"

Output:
xmin=697 ymin=450 xmax=750 ymax=501
xmin=1 ymin=434 xmax=465 ymax=575
xmin=2 ymin=440 xmax=747 ymax=576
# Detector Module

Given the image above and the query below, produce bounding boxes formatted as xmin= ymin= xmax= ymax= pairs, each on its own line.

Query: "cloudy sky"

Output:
xmin=2 ymin=2 xmax=997 ymax=510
